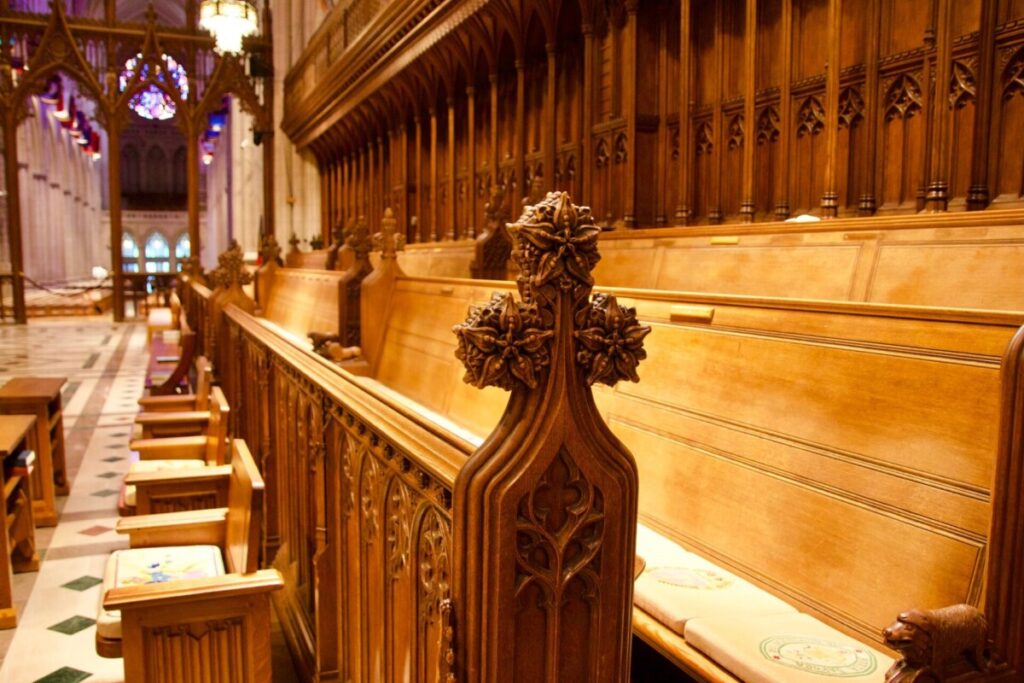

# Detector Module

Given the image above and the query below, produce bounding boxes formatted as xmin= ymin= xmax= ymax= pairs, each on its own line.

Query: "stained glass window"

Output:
xmin=119 ymin=53 xmax=189 ymax=121
xmin=121 ymin=234 xmax=140 ymax=272
xmin=144 ymin=233 xmax=171 ymax=273
xmin=175 ymin=234 xmax=191 ymax=271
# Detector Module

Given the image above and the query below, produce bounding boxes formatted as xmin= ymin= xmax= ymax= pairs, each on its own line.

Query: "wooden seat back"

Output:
xmin=224 ymin=439 xmax=264 ymax=574
xmin=369 ymin=273 xmax=1023 ymax=647
xmin=262 ymin=268 xmax=344 ymax=339
xmin=147 ymin=313 xmax=196 ymax=396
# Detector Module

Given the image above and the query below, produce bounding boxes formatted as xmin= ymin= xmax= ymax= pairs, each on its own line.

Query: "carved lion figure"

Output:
xmin=882 ymin=604 xmax=990 ymax=682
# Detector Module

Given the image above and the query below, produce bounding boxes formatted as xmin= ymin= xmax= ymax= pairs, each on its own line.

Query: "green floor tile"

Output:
xmin=47 ymin=615 xmax=96 ymax=635
xmin=34 ymin=667 xmax=92 ymax=683
xmin=61 ymin=575 xmax=103 ymax=592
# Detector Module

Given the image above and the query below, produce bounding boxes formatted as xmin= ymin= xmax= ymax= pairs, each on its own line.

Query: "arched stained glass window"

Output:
xmin=119 ymin=53 xmax=189 ymax=121
xmin=175 ymin=234 xmax=190 ymax=271
xmin=144 ymin=233 xmax=171 ymax=273
xmin=121 ymin=234 xmax=140 ymax=272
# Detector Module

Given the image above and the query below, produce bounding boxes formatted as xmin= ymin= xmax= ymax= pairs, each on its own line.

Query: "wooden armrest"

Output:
xmin=137 ymin=395 xmax=198 ymax=411
xmin=135 ymin=410 xmax=210 ymax=426
xmin=103 ymin=569 xmax=283 ymax=611
xmin=124 ymin=465 xmax=231 ymax=487
xmin=130 ymin=436 xmax=207 ymax=460
xmin=116 ymin=507 xmax=227 ymax=548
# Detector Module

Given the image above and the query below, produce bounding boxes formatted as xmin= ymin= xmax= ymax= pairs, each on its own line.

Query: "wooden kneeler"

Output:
xmin=99 ymin=440 xmax=283 ymax=682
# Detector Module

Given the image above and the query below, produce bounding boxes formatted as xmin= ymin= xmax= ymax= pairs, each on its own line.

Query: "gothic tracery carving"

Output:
xmin=727 ymin=114 xmax=744 ymax=150
xmin=797 ymin=95 xmax=826 ymax=137
xmin=838 ymin=87 xmax=865 ymax=128
xmin=884 ymin=74 xmax=923 ymax=121
xmin=756 ymin=106 xmax=780 ymax=145
xmin=950 ymin=60 xmax=977 ymax=109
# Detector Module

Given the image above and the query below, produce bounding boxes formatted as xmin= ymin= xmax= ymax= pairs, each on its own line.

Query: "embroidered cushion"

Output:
xmin=683 ymin=612 xmax=892 ymax=683
xmin=634 ymin=525 xmax=797 ymax=635
xmin=97 ymin=545 xmax=225 ymax=640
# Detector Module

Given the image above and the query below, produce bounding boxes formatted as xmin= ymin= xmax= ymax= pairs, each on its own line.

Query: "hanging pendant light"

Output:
xmin=199 ymin=0 xmax=259 ymax=54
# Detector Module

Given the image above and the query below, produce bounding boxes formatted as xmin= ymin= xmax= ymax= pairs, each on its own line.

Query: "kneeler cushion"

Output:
xmin=123 ymin=458 xmax=208 ymax=506
xmin=683 ymin=613 xmax=893 ymax=683
xmin=97 ymin=545 xmax=225 ymax=640
xmin=634 ymin=525 xmax=797 ymax=635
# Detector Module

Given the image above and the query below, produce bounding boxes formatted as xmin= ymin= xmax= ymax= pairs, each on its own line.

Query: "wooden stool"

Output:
xmin=0 ymin=414 xmax=40 ymax=629
xmin=0 ymin=377 xmax=68 ymax=526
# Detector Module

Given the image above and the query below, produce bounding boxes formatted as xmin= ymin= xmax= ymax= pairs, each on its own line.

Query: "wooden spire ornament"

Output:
xmin=452 ymin=192 xmax=649 ymax=682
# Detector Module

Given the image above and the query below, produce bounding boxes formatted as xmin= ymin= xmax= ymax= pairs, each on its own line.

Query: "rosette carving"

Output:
xmin=453 ymin=293 xmax=553 ymax=390
xmin=575 ymin=293 xmax=650 ymax=386
xmin=215 ymin=241 xmax=253 ymax=289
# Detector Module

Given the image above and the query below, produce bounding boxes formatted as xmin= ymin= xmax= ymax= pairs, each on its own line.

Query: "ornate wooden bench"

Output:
xmin=193 ymin=194 xmax=1024 ymax=682
xmin=98 ymin=439 xmax=283 ymax=682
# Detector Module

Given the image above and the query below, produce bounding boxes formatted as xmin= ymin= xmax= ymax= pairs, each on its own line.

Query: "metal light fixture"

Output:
xmin=199 ymin=0 xmax=259 ymax=54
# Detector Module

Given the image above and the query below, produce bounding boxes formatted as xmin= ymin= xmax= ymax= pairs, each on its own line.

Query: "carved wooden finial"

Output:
xmin=346 ymin=216 xmax=373 ymax=261
xmin=453 ymin=192 xmax=647 ymax=681
xmin=483 ymin=184 xmax=508 ymax=228
xmin=214 ymin=241 xmax=252 ymax=289
xmin=259 ymin=233 xmax=281 ymax=265
xmin=521 ymin=174 xmax=545 ymax=208
xmin=373 ymin=208 xmax=405 ymax=259
xmin=287 ymin=232 xmax=300 ymax=253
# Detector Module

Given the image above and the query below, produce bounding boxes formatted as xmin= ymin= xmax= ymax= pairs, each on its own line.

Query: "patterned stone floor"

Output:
xmin=0 ymin=318 xmax=298 ymax=683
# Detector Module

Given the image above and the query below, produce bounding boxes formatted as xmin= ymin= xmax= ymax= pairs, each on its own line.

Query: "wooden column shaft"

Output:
xmin=776 ymin=0 xmax=793 ymax=218
xmin=415 ymin=116 xmax=424 ymax=242
xmin=623 ymin=5 xmax=638 ymax=226
xmin=821 ymin=0 xmax=842 ymax=217
xmin=430 ymin=108 xmax=439 ymax=241
xmin=968 ymin=0 xmax=997 ymax=210
xmin=581 ymin=28 xmax=594 ymax=203
xmin=447 ymin=98 xmax=456 ymax=240
xmin=545 ymin=44 xmax=557 ymax=191
xmin=926 ymin=0 xmax=953 ymax=212
xmin=515 ymin=62 xmax=526 ymax=200
xmin=3 ymin=115 xmax=26 ymax=323
xmin=467 ymin=87 xmax=476 ymax=237
xmin=741 ymin=0 xmax=757 ymax=222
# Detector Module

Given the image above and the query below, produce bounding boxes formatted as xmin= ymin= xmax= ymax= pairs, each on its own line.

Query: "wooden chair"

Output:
xmin=119 ymin=386 xmax=230 ymax=516
xmin=98 ymin=440 xmax=283 ymax=683
xmin=133 ymin=359 xmax=216 ymax=439
xmin=145 ymin=292 xmax=181 ymax=347
xmin=146 ymin=313 xmax=196 ymax=396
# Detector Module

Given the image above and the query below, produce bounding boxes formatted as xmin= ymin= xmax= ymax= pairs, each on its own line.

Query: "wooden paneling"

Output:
xmin=284 ymin=0 xmax=1024 ymax=239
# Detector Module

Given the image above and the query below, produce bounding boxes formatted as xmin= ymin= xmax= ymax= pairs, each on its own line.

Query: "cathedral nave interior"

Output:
xmin=0 ymin=0 xmax=1021 ymax=682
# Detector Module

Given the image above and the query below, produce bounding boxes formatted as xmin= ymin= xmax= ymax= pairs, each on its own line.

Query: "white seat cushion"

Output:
xmin=123 ymin=459 xmax=208 ymax=507
xmin=634 ymin=525 xmax=797 ymax=635
xmin=147 ymin=308 xmax=173 ymax=328
xmin=97 ymin=545 xmax=225 ymax=640
xmin=683 ymin=613 xmax=892 ymax=683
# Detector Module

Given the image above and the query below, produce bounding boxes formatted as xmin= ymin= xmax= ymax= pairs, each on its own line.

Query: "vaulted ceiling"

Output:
xmin=79 ymin=0 xmax=187 ymax=26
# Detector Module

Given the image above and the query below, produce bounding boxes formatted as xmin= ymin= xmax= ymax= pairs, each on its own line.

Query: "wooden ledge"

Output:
xmin=124 ymin=465 xmax=231 ymax=486
xmin=103 ymin=569 xmax=283 ymax=611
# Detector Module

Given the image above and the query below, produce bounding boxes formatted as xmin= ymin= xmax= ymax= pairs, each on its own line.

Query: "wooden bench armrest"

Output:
xmin=103 ymin=569 xmax=283 ymax=611
xmin=116 ymin=507 xmax=227 ymax=548
xmin=631 ymin=607 xmax=740 ymax=683
xmin=135 ymin=410 xmax=210 ymax=426
xmin=137 ymin=395 xmax=198 ymax=411
xmin=124 ymin=465 xmax=231 ymax=487
xmin=130 ymin=436 xmax=208 ymax=460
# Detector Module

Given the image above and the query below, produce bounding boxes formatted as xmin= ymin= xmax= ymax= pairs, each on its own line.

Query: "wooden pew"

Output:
xmin=193 ymin=194 xmax=1024 ymax=682
xmin=135 ymin=355 xmax=213 ymax=418
xmin=379 ymin=208 xmax=1024 ymax=312
xmin=98 ymin=439 xmax=284 ymax=682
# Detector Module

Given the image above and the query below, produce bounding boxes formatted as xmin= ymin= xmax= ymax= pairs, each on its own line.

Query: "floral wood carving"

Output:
xmin=613 ymin=132 xmax=628 ymax=164
xmin=594 ymin=138 xmax=610 ymax=168
xmin=884 ymin=74 xmax=923 ymax=121
xmin=949 ymin=60 xmax=977 ymax=109
xmin=515 ymin=449 xmax=605 ymax=608
xmin=453 ymin=293 xmax=553 ymax=390
xmin=797 ymin=96 xmax=826 ymax=137
xmin=419 ymin=509 xmax=451 ymax=626
xmin=575 ymin=293 xmax=650 ymax=386
xmin=386 ymin=479 xmax=414 ymax=578
xmin=213 ymin=241 xmax=252 ymax=289
xmin=345 ymin=215 xmax=373 ymax=260
xmin=454 ymin=192 xmax=645 ymax=681
xmin=838 ymin=87 xmax=865 ymax=128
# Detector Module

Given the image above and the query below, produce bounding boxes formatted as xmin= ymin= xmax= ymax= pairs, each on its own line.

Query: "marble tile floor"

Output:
xmin=0 ymin=318 xmax=299 ymax=683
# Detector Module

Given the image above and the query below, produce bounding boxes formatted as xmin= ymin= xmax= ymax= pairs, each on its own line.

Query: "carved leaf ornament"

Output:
xmin=454 ymin=192 xmax=650 ymax=390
